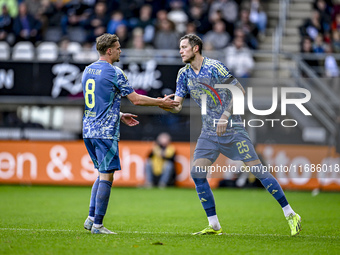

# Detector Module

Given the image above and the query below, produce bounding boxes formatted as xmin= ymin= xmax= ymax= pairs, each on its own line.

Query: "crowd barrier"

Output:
xmin=0 ymin=141 xmax=339 ymax=191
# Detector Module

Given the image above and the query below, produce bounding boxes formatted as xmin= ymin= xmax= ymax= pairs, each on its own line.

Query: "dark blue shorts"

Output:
xmin=194 ymin=131 xmax=259 ymax=163
xmin=84 ymin=138 xmax=121 ymax=173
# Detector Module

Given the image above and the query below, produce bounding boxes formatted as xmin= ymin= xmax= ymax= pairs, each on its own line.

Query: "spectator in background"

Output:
xmin=225 ymin=36 xmax=254 ymax=78
xmin=63 ymin=1 xmax=92 ymax=30
xmin=134 ymin=4 xmax=155 ymax=45
xmin=41 ymin=0 xmax=66 ymax=42
xmin=143 ymin=0 xmax=167 ymax=17
xmin=314 ymin=0 xmax=332 ymax=32
xmin=129 ymin=27 xmax=148 ymax=49
xmin=313 ymin=33 xmax=326 ymax=53
xmin=61 ymin=0 xmax=92 ymax=43
xmin=300 ymin=10 xmax=324 ymax=41
xmin=332 ymin=13 xmax=340 ymax=33
xmin=235 ymin=8 xmax=259 ymax=49
xmin=167 ymin=0 xmax=188 ymax=34
xmin=209 ymin=0 xmax=238 ymax=24
xmin=234 ymin=26 xmax=255 ymax=50
xmin=324 ymin=43 xmax=340 ymax=92
xmin=85 ymin=1 xmax=109 ymax=43
xmin=190 ymin=0 xmax=209 ymax=13
xmin=331 ymin=0 xmax=340 ymax=20
xmin=13 ymin=2 xmax=42 ymax=43
xmin=145 ymin=132 xmax=176 ymax=188
xmin=209 ymin=9 xmax=234 ymax=38
xmin=332 ymin=30 xmax=340 ymax=53
xmin=119 ymin=0 xmax=142 ymax=20
xmin=153 ymin=18 xmax=179 ymax=49
xmin=314 ymin=0 xmax=332 ymax=43
xmin=0 ymin=4 xmax=14 ymax=44
xmin=0 ymin=0 xmax=17 ymax=18
xmin=300 ymin=37 xmax=320 ymax=75
xmin=203 ymin=20 xmax=230 ymax=50
xmin=188 ymin=4 xmax=211 ymax=35
xmin=25 ymin=0 xmax=45 ymax=20
xmin=249 ymin=0 xmax=267 ymax=40
xmin=155 ymin=9 xmax=168 ymax=24
xmin=103 ymin=0 xmax=118 ymax=16
xmin=115 ymin=24 xmax=129 ymax=48
xmin=154 ymin=9 xmax=168 ymax=33
xmin=186 ymin=22 xmax=202 ymax=38
xmin=107 ymin=10 xmax=128 ymax=35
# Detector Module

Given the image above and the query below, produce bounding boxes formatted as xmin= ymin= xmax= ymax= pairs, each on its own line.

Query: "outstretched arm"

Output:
xmin=126 ymin=91 xmax=180 ymax=109
xmin=159 ymin=95 xmax=184 ymax=113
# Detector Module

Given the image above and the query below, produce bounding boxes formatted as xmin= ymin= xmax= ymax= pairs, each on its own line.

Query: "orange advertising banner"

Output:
xmin=256 ymin=144 xmax=340 ymax=191
xmin=0 ymin=141 xmax=339 ymax=190
xmin=0 ymin=141 xmax=196 ymax=187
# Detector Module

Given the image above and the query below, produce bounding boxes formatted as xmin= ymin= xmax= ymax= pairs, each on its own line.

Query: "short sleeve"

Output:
xmin=175 ymin=67 xmax=189 ymax=98
xmin=115 ymin=67 xmax=134 ymax=96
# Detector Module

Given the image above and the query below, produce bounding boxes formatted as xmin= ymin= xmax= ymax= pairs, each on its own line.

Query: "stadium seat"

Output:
xmin=12 ymin=41 xmax=35 ymax=61
xmin=67 ymin=42 xmax=82 ymax=55
xmin=37 ymin=42 xmax=59 ymax=61
xmin=0 ymin=41 xmax=10 ymax=60
xmin=73 ymin=49 xmax=98 ymax=63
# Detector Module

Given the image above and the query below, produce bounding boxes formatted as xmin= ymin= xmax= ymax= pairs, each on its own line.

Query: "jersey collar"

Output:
xmin=190 ymin=57 xmax=207 ymax=77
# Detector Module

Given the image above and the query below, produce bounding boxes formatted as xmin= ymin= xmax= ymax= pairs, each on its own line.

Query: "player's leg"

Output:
xmin=93 ymin=172 xmax=113 ymax=227
xmin=89 ymin=176 xmax=99 ymax=220
xmin=191 ymin=158 xmax=223 ymax=235
xmin=83 ymin=138 xmax=99 ymax=231
xmin=191 ymin=134 xmax=223 ymax=235
xmin=220 ymin=132 xmax=301 ymax=236
xmin=84 ymin=176 xmax=99 ymax=230
xmin=244 ymin=159 xmax=301 ymax=236
xmin=91 ymin=172 xmax=116 ymax=234
xmin=90 ymin=139 xmax=121 ymax=234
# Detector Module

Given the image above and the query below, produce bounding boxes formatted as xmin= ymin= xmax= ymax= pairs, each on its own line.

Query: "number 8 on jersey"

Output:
xmin=85 ymin=79 xmax=96 ymax=108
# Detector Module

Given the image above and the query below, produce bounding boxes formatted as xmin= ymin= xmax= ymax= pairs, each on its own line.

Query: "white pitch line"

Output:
xmin=0 ymin=228 xmax=79 ymax=232
xmin=0 ymin=228 xmax=338 ymax=239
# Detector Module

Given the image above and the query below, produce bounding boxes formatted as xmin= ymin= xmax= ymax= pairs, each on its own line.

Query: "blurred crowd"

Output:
xmin=0 ymin=0 xmax=266 ymax=53
xmin=300 ymin=0 xmax=340 ymax=79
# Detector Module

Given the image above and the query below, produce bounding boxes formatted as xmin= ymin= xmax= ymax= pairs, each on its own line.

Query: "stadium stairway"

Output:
xmin=253 ymin=0 xmax=314 ymax=80
xmin=252 ymin=0 xmax=335 ymax=143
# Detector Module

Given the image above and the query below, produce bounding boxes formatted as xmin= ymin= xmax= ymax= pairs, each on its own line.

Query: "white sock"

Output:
xmin=89 ymin=216 xmax=94 ymax=221
xmin=93 ymin=223 xmax=103 ymax=228
xmin=208 ymin=215 xmax=221 ymax=230
xmin=282 ymin=204 xmax=295 ymax=217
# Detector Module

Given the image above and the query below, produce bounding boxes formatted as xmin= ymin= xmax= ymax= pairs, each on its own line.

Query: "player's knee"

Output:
xmin=191 ymin=166 xmax=207 ymax=184
xmin=99 ymin=172 xmax=114 ymax=182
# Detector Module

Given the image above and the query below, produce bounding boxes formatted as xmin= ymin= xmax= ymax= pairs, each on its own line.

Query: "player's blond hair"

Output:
xmin=180 ymin=34 xmax=203 ymax=54
xmin=96 ymin=33 xmax=119 ymax=56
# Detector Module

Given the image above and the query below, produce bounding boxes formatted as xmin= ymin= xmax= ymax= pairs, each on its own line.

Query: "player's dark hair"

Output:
xmin=96 ymin=33 xmax=119 ymax=55
xmin=180 ymin=34 xmax=203 ymax=54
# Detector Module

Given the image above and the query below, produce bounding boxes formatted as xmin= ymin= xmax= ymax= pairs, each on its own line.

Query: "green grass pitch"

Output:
xmin=0 ymin=185 xmax=339 ymax=255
